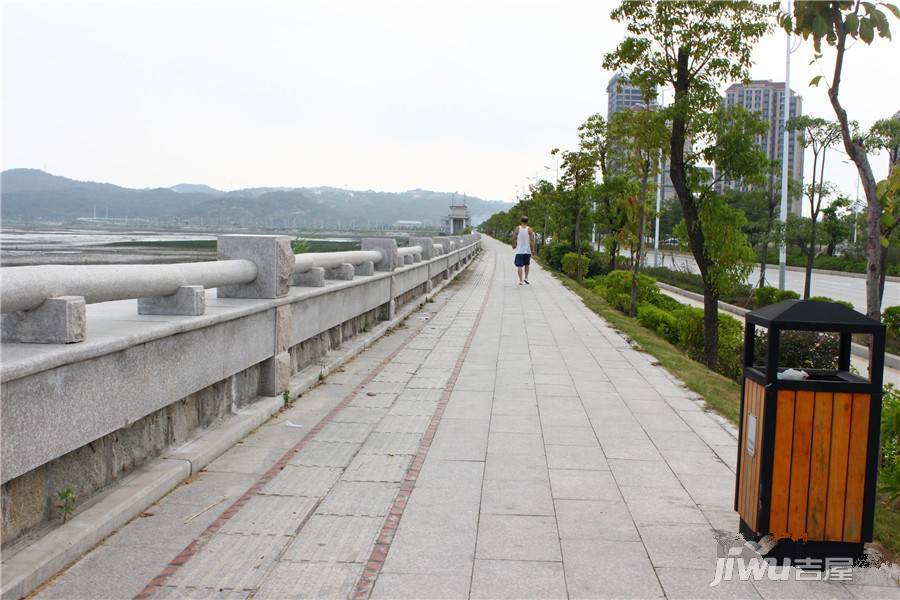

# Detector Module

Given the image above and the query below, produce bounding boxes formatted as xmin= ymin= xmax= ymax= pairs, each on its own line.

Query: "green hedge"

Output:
xmin=754 ymin=286 xmax=800 ymax=307
xmin=637 ymin=304 xmax=679 ymax=344
xmin=643 ymin=266 xmax=704 ymax=295
xmin=674 ymin=306 xmax=744 ymax=381
xmin=752 ymin=329 xmax=840 ymax=371
xmin=884 ymin=306 xmax=900 ymax=339
xmin=647 ymin=293 xmax=683 ymax=313
xmin=561 ymin=252 xmax=591 ymax=279
xmin=809 ymin=296 xmax=855 ymax=310
xmin=604 ymin=270 xmax=660 ymax=307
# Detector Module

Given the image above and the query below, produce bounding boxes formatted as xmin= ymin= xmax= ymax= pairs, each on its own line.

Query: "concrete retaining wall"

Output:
xmin=0 ymin=237 xmax=481 ymax=544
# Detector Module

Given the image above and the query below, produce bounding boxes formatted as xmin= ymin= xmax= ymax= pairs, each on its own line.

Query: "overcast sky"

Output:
xmin=3 ymin=0 xmax=898 ymax=209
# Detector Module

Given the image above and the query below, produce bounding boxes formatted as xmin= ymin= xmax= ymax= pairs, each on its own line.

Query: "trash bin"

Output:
xmin=735 ymin=299 xmax=886 ymax=563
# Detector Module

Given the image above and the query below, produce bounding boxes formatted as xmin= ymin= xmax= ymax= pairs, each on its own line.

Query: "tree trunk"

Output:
xmin=758 ymin=240 xmax=769 ymax=289
xmin=804 ymin=217 xmax=817 ymax=299
xmin=608 ymin=240 xmax=618 ymax=271
xmin=759 ymin=192 xmax=777 ymax=288
xmin=669 ymin=46 xmax=717 ymax=368
xmin=573 ymin=204 xmax=583 ymax=281
xmin=803 ymin=151 xmax=819 ymax=299
xmin=539 ymin=218 xmax=546 ymax=253
xmin=703 ymin=284 xmax=720 ymax=369
xmin=630 ymin=158 xmax=651 ymax=317
xmin=827 ymin=6 xmax=882 ymax=321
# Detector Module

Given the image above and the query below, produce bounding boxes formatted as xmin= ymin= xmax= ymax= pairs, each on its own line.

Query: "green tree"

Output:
xmin=781 ymin=0 xmax=899 ymax=319
xmin=551 ymin=115 xmax=610 ymax=280
xmin=608 ymin=103 xmax=670 ymax=316
xmin=820 ymin=196 xmax=853 ymax=256
xmin=725 ymin=166 xmax=801 ymax=288
xmin=786 ymin=115 xmax=842 ymax=297
xmin=868 ymin=115 xmax=900 ymax=170
xmin=594 ymin=175 xmax=638 ymax=271
xmin=605 ymin=0 xmax=773 ymax=368
xmin=800 ymin=180 xmax=836 ymax=296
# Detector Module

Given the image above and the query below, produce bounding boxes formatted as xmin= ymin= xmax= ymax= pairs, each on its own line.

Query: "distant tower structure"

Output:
xmin=719 ymin=80 xmax=805 ymax=215
xmin=446 ymin=196 xmax=471 ymax=234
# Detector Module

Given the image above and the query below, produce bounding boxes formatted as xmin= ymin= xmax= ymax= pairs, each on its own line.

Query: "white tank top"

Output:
xmin=515 ymin=226 xmax=531 ymax=254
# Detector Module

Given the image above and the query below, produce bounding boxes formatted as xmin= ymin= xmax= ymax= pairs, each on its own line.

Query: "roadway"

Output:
xmin=645 ymin=249 xmax=899 ymax=312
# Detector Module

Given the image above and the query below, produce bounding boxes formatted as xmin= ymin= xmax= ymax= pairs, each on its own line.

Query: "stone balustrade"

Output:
xmin=0 ymin=235 xmax=480 ymax=344
xmin=0 ymin=232 xmax=481 ymax=545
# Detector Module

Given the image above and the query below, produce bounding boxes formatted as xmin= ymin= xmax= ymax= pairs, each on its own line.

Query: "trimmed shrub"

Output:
xmin=587 ymin=252 xmax=610 ymax=278
xmin=754 ymin=286 xmax=781 ymax=307
xmin=604 ymin=270 xmax=660 ymax=307
xmin=753 ymin=329 xmax=840 ymax=371
xmin=610 ymin=292 xmax=632 ymax=312
xmin=674 ymin=306 xmax=743 ymax=380
xmin=809 ymin=296 xmax=855 ymax=310
xmin=561 ymin=252 xmax=591 ymax=279
xmin=754 ymin=286 xmax=800 ymax=307
xmin=776 ymin=289 xmax=800 ymax=302
xmin=637 ymin=304 xmax=680 ymax=344
xmin=884 ymin=306 xmax=900 ymax=339
xmin=814 ymin=255 xmax=867 ymax=274
xmin=643 ymin=266 xmax=705 ymax=295
xmin=582 ymin=275 xmax=605 ymax=289
xmin=647 ymin=293 xmax=683 ymax=313
xmin=538 ymin=241 xmax=570 ymax=271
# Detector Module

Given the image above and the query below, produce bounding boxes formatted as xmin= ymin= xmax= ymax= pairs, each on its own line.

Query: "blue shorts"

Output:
xmin=514 ymin=253 xmax=531 ymax=267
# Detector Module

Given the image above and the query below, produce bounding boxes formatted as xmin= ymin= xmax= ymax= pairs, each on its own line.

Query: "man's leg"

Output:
xmin=516 ymin=266 xmax=524 ymax=283
xmin=524 ymin=264 xmax=530 ymax=281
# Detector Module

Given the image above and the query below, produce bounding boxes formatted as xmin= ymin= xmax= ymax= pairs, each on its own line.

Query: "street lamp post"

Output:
xmin=778 ymin=0 xmax=793 ymax=291
xmin=654 ymin=89 xmax=667 ymax=268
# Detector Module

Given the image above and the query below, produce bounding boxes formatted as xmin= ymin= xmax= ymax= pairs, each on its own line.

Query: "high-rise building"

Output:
xmin=606 ymin=73 xmax=656 ymax=122
xmin=720 ymin=80 xmax=804 ymax=215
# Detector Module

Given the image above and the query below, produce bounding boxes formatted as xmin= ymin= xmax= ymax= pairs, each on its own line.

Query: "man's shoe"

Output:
xmin=524 ymin=280 xmax=530 ymax=284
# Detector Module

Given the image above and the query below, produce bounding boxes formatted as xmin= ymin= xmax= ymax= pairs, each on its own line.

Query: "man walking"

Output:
xmin=511 ymin=215 xmax=535 ymax=285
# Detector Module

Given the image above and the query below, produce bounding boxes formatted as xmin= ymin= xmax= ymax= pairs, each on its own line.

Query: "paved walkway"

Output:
xmin=34 ymin=238 xmax=898 ymax=599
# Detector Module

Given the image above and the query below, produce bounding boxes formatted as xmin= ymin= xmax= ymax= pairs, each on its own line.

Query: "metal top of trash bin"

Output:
xmin=746 ymin=299 xmax=884 ymax=333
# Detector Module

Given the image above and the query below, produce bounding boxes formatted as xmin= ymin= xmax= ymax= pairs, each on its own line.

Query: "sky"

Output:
xmin=2 ymin=0 xmax=898 ymax=209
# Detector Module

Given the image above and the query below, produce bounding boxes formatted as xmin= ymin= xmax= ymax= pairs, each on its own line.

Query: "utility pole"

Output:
xmin=778 ymin=0 xmax=792 ymax=291
xmin=654 ymin=89 xmax=666 ymax=268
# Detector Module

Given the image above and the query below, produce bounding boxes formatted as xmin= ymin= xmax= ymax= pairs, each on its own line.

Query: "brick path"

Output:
xmin=35 ymin=238 xmax=898 ymax=599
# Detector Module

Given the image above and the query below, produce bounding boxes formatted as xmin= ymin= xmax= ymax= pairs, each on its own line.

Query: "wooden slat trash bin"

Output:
xmin=735 ymin=299 xmax=886 ymax=564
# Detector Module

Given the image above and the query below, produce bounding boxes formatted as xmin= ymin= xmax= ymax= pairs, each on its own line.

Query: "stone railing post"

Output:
xmin=138 ymin=285 xmax=205 ymax=316
xmin=325 ymin=264 xmax=355 ymax=280
xmin=217 ymin=235 xmax=293 ymax=299
xmin=411 ymin=238 xmax=436 ymax=292
xmin=361 ymin=238 xmax=398 ymax=272
xmin=362 ymin=238 xmax=398 ymax=320
xmin=1 ymin=296 xmax=86 ymax=344
xmin=217 ymin=235 xmax=293 ymax=396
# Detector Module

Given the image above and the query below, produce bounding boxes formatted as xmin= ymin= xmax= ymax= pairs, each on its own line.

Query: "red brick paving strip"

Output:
xmin=135 ymin=302 xmax=444 ymax=599
xmin=352 ymin=258 xmax=495 ymax=599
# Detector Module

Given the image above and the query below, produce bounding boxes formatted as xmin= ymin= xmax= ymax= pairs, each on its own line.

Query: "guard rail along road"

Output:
xmin=0 ymin=232 xmax=481 ymax=596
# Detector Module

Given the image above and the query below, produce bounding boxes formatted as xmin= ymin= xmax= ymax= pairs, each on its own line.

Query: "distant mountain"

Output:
xmin=170 ymin=183 xmax=223 ymax=195
xmin=0 ymin=169 xmax=511 ymax=228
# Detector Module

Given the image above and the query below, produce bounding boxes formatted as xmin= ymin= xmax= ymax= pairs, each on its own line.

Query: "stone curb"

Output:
xmin=0 ymin=248 xmax=480 ymax=600
xmin=655 ymin=281 xmax=900 ymax=371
